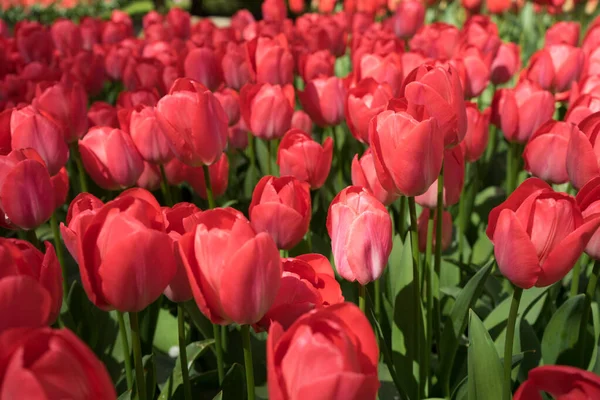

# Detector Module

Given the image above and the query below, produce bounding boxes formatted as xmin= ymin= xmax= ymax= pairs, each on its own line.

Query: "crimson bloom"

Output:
xmin=514 ymin=365 xmax=600 ymax=400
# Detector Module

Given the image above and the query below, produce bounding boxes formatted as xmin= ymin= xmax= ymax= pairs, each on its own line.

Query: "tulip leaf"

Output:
xmin=439 ymin=260 xmax=493 ymax=394
xmin=243 ymin=165 xmax=260 ymax=199
xmin=153 ymin=309 xmax=181 ymax=355
xmin=484 ymin=286 xmax=548 ymax=334
xmin=158 ymin=339 xmax=215 ymax=400
xmin=589 ymin=302 xmax=600 ymax=370
xmin=254 ymin=138 xmax=278 ymax=177
xmin=467 ymin=310 xmax=503 ymax=400
xmin=541 ymin=294 xmax=585 ymax=366
xmin=221 ymin=363 xmax=246 ymax=400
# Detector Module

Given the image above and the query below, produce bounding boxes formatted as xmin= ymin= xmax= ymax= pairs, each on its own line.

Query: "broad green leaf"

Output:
xmin=220 ymin=363 xmax=246 ymax=400
xmin=158 ymin=340 xmax=215 ymax=400
xmin=243 ymin=165 xmax=260 ymax=199
xmin=254 ymin=138 xmax=278 ymax=177
xmin=541 ymin=294 xmax=585 ymax=366
xmin=467 ymin=310 xmax=503 ymax=400
xmin=484 ymin=287 xmax=548 ymax=334
xmin=143 ymin=354 xmax=157 ymax=400
xmin=516 ymin=320 xmax=541 ymax=383
xmin=589 ymin=302 xmax=600 ymax=370
xmin=439 ymin=260 xmax=493 ymax=393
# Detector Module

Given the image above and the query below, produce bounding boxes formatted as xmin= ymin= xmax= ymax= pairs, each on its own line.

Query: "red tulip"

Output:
xmin=417 ymin=208 xmax=453 ymax=252
xmin=409 ymin=23 xmax=461 ymax=60
xmin=0 ymin=110 xmax=11 ymax=156
xmin=391 ymin=0 xmax=425 ymax=39
xmin=460 ymin=103 xmax=490 ymax=162
xmin=250 ymin=176 xmax=311 ymax=250
xmin=298 ymin=50 xmax=335 ymax=82
xmin=129 ymin=105 xmax=174 ymax=164
xmin=262 ymin=0 xmax=287 ymax=22
xmin=491 ymin=80 xmax=555 ymax=144
xmin=278 ymin=129 xmax=333 ymax=189
xmin=122 ymin=57 xmax=165 ymax=94
xmin=51 ymin=167 xmax=69 ymax=211
xmin=0 ymin=149 xmax=55 ymax=230
xmin=79 ymin=126 xmax=144 ymax=190
xmin=186 ymin=152 xmax=229 ymax=200
xmin=452 ymin=47 xmax=490 ymax=99
xmin=60 ymin=193 xmax=104 ymax=264
xmin=50 ymin=19 xmax=83 ymax=57
xmin=10 ymin=106 xmax=69 ymax=176
xmin=575 ymin=177 xmax=600 ymax=260
xmin=222 ymin=42 xmax=255 ymax=90
xmin=240 ymin=83 xmax=295 ymax=140
xmin=214 ymin=88 xmax=241 ymax=127
xmin=327 ymin=186 xmax=392 ymax=285
xmin=351 ymin=149 xmax=399 ymax=206
xmin=357 ymin=53 xmax=403 ymax=96
xmin=136 ymin=162 xmax=161 ymax=191
xmin=369 ymin=108 xmax=443 ymax=197
xmin=566 ymin=112 xmax=600 ymax=189
xmin=70 ymin=190 xmax=176 ymax=311
xmin=253 ymin=36 xmax=294 ymax=86
xmin=416 ymin=146 xmax=465 ymax=208
xmin=167 ymin=8 xmax=191 ymax=39
xmin=62 ymin=50 xmax=106 ymax=97
xmin=184 ymin=47 xmax=223 ymax=92
xmin=565 ymin=94 xmax=600 ymax=125
xmin=461 ymin=16 xmax=502 ymax=64
xmin=345 ymin=79 xmax=393 ymax=144
xmin=514 ymin=365 xmax=600 ymax=400
xmin=88 ymin=101 xmax=119 ymax=128
xmin=290 ymin=0 xmax=305 ymax=12
xmin=156 ymin=84 xmax=228 ymax=167
xmin=402 ymin=64 xmax=468 ymax=148
xmin=177 ymin=207 xmax=282 ymax=325
xmin=524 ymin=121 xmax=580 ymax=184
xmin=291 ymin=110 xmax=313 ymax=132
xmin=486 ymin=178 xmax=600 ymax=289
xmin=257 ymin=254 xmax=343 ymax=331
xmin=299 ymin=76 xmax=346 ymax=127
xmin=545 ymin=21 xmax=580 ymax=47
xmin=0 ymin=328 xmax=116 ymax=399
xmin=0 ymin=239 xmax=61 ymax=332
xmin=490 ymin=42 xmax=521 ymax=85
xmin=15 ymin=21 xmax=53 ymax=64
xmin=486 ymin=0 xmax=512 ymax=13
xmin=525 ymin=45 xmax=585 ymax=94
xmin=268 ymin=302 xmax=379 ymax=400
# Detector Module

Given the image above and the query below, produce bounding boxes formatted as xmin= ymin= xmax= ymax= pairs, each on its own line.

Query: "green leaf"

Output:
xmin=153 ymin=309 xmax=181 ymax=354
xmin=467 ymin=310 xmax=503 ymax=400
xmin=243 ymin=165 xmax=260 ymax=199
xmin=484 ymin=287 xmax=548 ymax=334
xmin=158 ymin=340 xmax=215 ymax=400
xmin=221 ymin=363 xmax=246 ymax=400
xmin=589 ymin=302 xmax=600 ymax=370
xmin=143 ymin=354 xmax=157 ymax=400
xmin=541 ymin=294 xmax=586 ymax=366
xmin=439 ymin=260 xmax=494 ymax=394
xmin=254 ymin=138 xmax=278 ymax=177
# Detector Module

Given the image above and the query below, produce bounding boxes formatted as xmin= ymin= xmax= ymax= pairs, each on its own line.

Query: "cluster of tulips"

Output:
xmin=3 ymin=0 xmax=600 ymax=399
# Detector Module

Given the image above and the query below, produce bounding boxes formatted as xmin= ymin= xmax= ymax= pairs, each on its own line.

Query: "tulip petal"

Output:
xmin=524 ymin=134 xmax=569 ymax=184
xmin=567 ymin=127 xmax=600 ymax=189
xmin=0 ymin=276 xmax=51 ymax=332
xmin=251 ymin=203 xmax=305 ymax=250
xmin=1 ymin=353 xmax=49 ymax=400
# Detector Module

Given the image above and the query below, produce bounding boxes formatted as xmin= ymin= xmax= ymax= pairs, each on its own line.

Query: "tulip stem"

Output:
xmin=424 ymin=207 xmax=434 ymax=394
xmin=503 ymin=286 xmax=523 ymax=400
xmin=117 ymin=311 xmax=133 ymax=390
xmin=177 ymin=304 xmax=192 ymax=400
xmin=50 ymin=212 xmax=67 ymax=299
xmin=26 ymin=228 xmax=40 ymax=249
xmin=203 ymin=165 xmax=216 ymax=209
xmin=579 ymin=260 xmax=600 ymax=367
xmin=506 ymin=142 xmax=519 ymax=196
xmin=408 ymin=196 xmax=423 ymax=400
xmin=571 ymin=259 xmax=581 ymax=297
xmin=130 ymin=312 xmax=147 ymax=400
xmin=70 ymin=142 xmax=88 ymax=193
xmin=358 ymin=283 xmax=366 ymax=313
xmin=266 ymin=139 xmax=272 ymax=176
xmin=213 ymin=324 xmax=225 ymax=384
xmin=374 ymin=279 xmax=381 ymax=323
xmin=434 ymin=166 xmax=445 ymax=359
xmin=159 ymin=164 xmax=174 ymax=207
xmin=397 ymin=196 xmax=407 ymax=239
xmin=241 ymin=325 xmax=255 ymax=400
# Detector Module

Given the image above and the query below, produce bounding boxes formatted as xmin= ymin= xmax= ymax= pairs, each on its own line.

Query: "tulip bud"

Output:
xmin=298 ymin=50 xmax=336 ymax=82
xmin=514 ymin=365 xmax=600 ymax=399
xmin=130 ymin=106 xmax=174 ymax=164
xmin=222 ymin=42 xmax=255 ymax=90
xmin=545 ymin=21 xmax=580 ymax=47
xmin=278 ymin=129 xmax=333 ymax=189
xmin=351 ymin=149 xmax=399 ymax=206
xmin=50 ymin=19 xmax=83 ymax=57
xmin=346 ymin=79 xmax=394 ymax=144
xmin=254 ymin=36 xmax=294 ymax=86
xmin=392 ymin=0 xmax=425 ymax=39
xmin=291 ymin=110 xmax=313 ymax=132
xmin=88 ymin=101 xmax=119 ymax=128
xmin=409 ymin=23 xmax=461 ymax=60
xmin=299 ymin=76 xmax=346 ymax=127
xmin=490 ymin=42 xmax=521 ymax=85
xmin=460 ymin=103 xmax=491 ymax=162
xmin=184 ymin=47 xmax=223 ymax=92
xmin=240 ymin=83 xmax=295 ymax=140
xmin=214 ymin=88 xmax=241 ymax=127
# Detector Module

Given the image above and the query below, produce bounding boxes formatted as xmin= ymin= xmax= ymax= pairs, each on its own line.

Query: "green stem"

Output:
xmin=433 ymin=167 xmax=445 ymax=357
xmin=50 ymin=212 xmax=67 ymax=299
xmin=203 ymin=165 xmax=216 ymax=210
xmin=130 ymin=312 xmax=147 ymax=400
xmin=213 ymin=324 xmax=224 ymax=384
xmin=579 ymin=260 xmax=600 ymax=367
xmin=506 ymin=142 xmax=519 ymax=197
xmin=374 ymin=279 xmax=381 ymax=323
xmin=571 ymin=259 xmax=582 ymax=297
xmin=70 ymin=142 xmax=88 ymax=193
xmin=117 ymin=311 xmax=133 ymax=390
xmin=424 ymin=206 xmax=434 ymax=395
xmin=178 ymin=304 xmax=192 ymax=400
xmin=247 ymin=133 xmax=256 ymax=169
xmin=358 ymin=283 xmax=366 ymax=313
xmin=397 ymin=196 xmax=407 ymax=239
xmin=503 ymin=287 xmax=523 ymax=400
xmin=266 ymin=139 xmax=272 ymax=176
xmin=408 ymin=197 xmax=423 ymax=400
xmin=26 ymin=229 xmax=40 ymax=249
xmin=484 ymin=121 xmax=498 ymax=167
xmin=241 ymin=325 xmax=255 ymax=400
xmin=159 ymin=164 xmax=173 ymax=207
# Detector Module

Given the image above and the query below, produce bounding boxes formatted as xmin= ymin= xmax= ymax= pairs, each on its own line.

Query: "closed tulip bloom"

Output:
xmin=240 ymin=83 xmax=294 ymax=140
xmin=10 ymin=106 xmax=69 ymax=176
xmin=369 ymin=109 xmax=443 ymax=197
xmin=79 ymin=126 xmax=144 ymax=190
xmin=51 ymin=167 xmax=70 ymax=211
xmin=391 ymin=0 xmax=425 ymax=39
xmin=291 ymin=110 xmax=312 ymax=132
xmin=416 ymin=146 xmax=465 ymax=208
xmin=490 ymin=42 xmax=521 ymax=85
xmin=50 ymin=19 xmax=83 ymax=57
xmin=514 ymin=365 xmax=600 ymax=400
xmin=268 ymin=302 xmax=379 ymax=400
xmin=299 ymin=76 xmax=346 ymax=127
xmin=178 ymin=207 xmax=282 ymax=325
xmin=298 ymin=50 xmax=335 ymax=82
xmin=162 ymin=203 xmax=200 ymax=302
xmin=409 ymin=23 xmax=461 ymax=60
xmin=327 ymin=186 xmax=392 ymax=285
xmin=346 ymin=79 xmax=393 ymax=143
xmin=129 ymin=106 xmax=173 ymax=164
xmin=417 ymin=208 xmax=453 ymax=252
xmin=358 ymin=53 xmax=403 ymax=96
xmin=575 ymin=177 xmax=600 ymax=260
xmin=250 ymin=176 xmax=311 ymax=250
xmin=184 ymin=47 xmax=223 ymax=92
xmin=524 ymin=121 xmax=580 ymax=184
xmin=0 ymin=239 xmax=61 ymax=332
xmin=545 ymin=21 xmax=580 ymax=47
xmin=462 ymin=16 xmax=502 ymax=64
xmin=491 ymin=80 xmax=555 ymax=144
xmin=214 ymin=88 xmax=240 ymax=127
xmin=257 ymin=254 xmax=343 ymax=330
xmin=566 ymin=112 xmax=600 ymax=189
xmin=0 ymin=110 xmax=11 ymax=156
xmin=15 ymin=22 xmax=53 ymax=64
xmin=156 ymin=85 xmax=228 ymax=167
xmin=60 ymin=193 xmax=104 ymax=264
xmin=351 ymin=149 xmax=399 ymax=206
xmin=460 ymin=103 xmax=490 ymax=162
xmin=452 ymin=47 xmax=490 ymax=99
xmin=526 ymin=45 xmax=585 ymax=94
xmin=222 ymin=42 xmax=255 ymax=91
xmin=88 ymin=102 xmax=119 ymax=128
xmin=73 ymin=191 xmax=177 ymax=311
xmin=278 ymin=129 xmax=333 ymax=189
xmin=486 ymin=178 xmax=600 ymax=289
xmin=254 ymin=36 xmax=294 ymax=86
xmin=565 ymin=94 xmax=600 ymax=125
xmin=0 ymin=327 xmax=116 ymax=399
xmin=0 ymin=149 xmax=55 ymax=230
xmin=136 ymin=161 xmax=161 ymax=191
xmin=402 ymin=64 xmax=467 ymax=148
xmin=186 ymin=153 xmax=229 ymax=200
